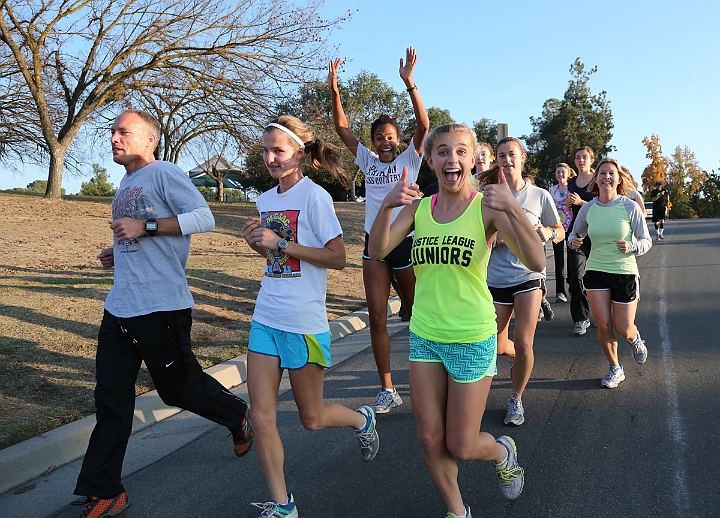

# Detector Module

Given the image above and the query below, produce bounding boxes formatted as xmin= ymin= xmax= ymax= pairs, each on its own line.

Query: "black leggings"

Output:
xmin=567 ymin=237 xmax=591 ymax=323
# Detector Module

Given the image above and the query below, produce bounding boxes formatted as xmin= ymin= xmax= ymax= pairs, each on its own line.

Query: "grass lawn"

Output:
xmin=0 ymin=192 xmax=368 ymax=449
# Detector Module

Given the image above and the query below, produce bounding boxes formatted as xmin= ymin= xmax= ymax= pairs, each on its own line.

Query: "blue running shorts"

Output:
xmin=249 ymin=320 xmax=331 ymax=370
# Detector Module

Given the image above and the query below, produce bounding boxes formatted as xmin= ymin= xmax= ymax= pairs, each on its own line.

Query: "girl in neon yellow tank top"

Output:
xmin=368 ymin=124 xmax=546 ymax=518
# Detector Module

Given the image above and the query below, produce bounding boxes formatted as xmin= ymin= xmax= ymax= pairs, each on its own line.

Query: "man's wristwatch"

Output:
xmin=145 ymin=218 xmax=158 ymax=237
xmin=550 ymin=227 xmax=558 ymax=242
xmin=277 ymin=239 xmax=289 ymax=254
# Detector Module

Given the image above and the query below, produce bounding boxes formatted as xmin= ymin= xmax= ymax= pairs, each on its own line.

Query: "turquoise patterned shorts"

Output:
xmin=409 ymin=332 xmax=497 ymax=383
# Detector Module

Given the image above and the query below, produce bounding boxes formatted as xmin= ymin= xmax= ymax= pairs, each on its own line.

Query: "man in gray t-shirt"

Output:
xmin=73 ymin=110 xmax=252 ymax=516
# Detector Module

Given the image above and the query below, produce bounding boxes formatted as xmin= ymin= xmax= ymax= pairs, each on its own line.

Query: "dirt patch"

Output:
xmin=0 ymin=193 xmax=369 ymax=449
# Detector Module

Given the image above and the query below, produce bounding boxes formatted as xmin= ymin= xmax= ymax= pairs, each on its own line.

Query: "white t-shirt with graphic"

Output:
xmin=355 ymin=139 xmax=422 ymax=233
xmin=252 ymin=177 xmax=343 ymax=335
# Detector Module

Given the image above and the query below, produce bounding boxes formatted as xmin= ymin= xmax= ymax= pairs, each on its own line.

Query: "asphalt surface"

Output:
xmin=2 ymin=218 xmax=719 ymax=518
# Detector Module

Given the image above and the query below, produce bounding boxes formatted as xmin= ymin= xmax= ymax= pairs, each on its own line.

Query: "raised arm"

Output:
xmin=328 ymin=58 xmax=360 ymax=156
xmin=400 ymin=47 xmax=429 ymax=154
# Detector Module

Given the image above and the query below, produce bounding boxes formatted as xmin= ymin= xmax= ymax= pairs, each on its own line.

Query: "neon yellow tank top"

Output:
xmin=409 ymin=194 xmax=497 ymax=343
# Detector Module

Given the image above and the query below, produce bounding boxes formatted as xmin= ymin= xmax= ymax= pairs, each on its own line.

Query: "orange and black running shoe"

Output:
xmin=231 ymin=408 xmax=254 ymax=457
xmin=76 ymin=491 xmax=130 ymax=518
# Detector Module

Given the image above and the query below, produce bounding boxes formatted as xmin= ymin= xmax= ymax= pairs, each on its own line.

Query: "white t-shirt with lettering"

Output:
xmin=354 ymin=139 xmax=422 ymax=233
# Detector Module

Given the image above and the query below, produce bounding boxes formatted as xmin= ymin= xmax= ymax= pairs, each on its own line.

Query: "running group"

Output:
xmin=76 ymin=46 xmax=655 ymax=518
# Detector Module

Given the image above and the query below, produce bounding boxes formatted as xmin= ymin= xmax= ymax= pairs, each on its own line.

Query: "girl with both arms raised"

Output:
xmin=370 ymin=124 xmax=546 ymax=518
xmin=568 ymin=158 xmax=651 ymax=388
xmin=478 ymin=138 xmax=565 ymax=427
xmin=329 ymin=47 xmax=430 ymax=414
xmin=242 ymin=116 xmax=379 ymax=518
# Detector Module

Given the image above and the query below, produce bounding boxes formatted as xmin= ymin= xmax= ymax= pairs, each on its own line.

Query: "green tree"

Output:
xmin=10 ymin=179 xmax=65 ymax=195
xmin=697 ymin=169 xmax=720 ymax=218
xmin=79 ymin=165 xmax=117 ymax=197
xmin=26 ymin=180 xmax=49 ymax=193
xmin=525 ymin=58 xmax=615 ymax=185
xmin=473 ymin=117 xmax=498 ymax=150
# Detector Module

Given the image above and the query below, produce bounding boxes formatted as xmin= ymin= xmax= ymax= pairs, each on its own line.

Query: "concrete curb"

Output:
xmin=0 ymin=298 xmax=402 ymax=495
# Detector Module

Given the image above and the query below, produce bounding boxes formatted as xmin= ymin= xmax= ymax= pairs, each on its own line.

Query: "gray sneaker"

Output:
xmin=600 ymin=364 xmax=625 ymax=388
xmin=373 ymin=388 xmax=403 ymax=414
xmin=629 ymin=331 xmax=647 ymax=364
xmin=556 ymin=293 xmax=567 ymax=303
xmin=503 ymin=397 xmax=525 ymax=426
xmin=355 ymin=405 xmax=379 ymax=461
xmin=573 ymin=320 xmax=590 ymax=336
xmin=444 ymin=505 xmax=472 ymax=518
xmin=495 ymin=436 xmax=524 ymax=500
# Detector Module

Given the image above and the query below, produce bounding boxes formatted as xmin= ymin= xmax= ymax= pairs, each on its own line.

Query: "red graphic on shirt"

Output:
xmin=261 ymin=210 xmax=300 ymax=277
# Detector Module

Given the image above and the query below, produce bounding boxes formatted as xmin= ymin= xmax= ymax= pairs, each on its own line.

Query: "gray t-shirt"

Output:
xmin=104 ymin=161 xmax=212 ymax=318
xmin=487 ymin=182 xmax=560 ymax=288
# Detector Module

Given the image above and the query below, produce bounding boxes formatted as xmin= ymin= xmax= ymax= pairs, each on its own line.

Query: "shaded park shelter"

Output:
xmin=187 ymin=155 xmax=258 ymax=202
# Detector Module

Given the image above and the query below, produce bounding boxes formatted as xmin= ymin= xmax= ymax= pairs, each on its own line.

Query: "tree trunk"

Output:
xmin=45 ymin=146 xmax=67 ymax=199
xmin=216 ymin=180 xmax=224 ymax=202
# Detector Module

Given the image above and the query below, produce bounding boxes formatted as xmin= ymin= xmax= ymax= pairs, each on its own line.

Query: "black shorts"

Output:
xmin=581 ymin=270 xmax=639 ymax=304
xmin=652 ymin=207 xmax=667 ymax=222
xmin=489 ymin=278 xmax=546 ymax=305
xmin=363 ymin=233 xmax=413 ymax=270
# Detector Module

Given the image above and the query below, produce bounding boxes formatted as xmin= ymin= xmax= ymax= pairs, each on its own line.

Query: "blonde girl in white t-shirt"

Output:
xmin=242 ymin=116 xmax=380 ymax=518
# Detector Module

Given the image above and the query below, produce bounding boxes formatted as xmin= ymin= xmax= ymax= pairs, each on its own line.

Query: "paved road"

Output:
xmin=4 ymin=218 xmax=720 ymax=517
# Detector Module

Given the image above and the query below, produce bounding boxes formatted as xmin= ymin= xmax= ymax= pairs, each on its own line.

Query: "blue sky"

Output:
xmin=2 ymin=0 xmax=718 ymax=194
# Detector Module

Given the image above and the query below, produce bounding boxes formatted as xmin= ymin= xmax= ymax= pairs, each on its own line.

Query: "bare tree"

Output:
xmin=0 ymin=0 xmax=347 ymax=198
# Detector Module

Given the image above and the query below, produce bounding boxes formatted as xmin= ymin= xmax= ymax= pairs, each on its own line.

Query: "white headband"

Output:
xmin=266 ymin=123 xmax=305 ymax=149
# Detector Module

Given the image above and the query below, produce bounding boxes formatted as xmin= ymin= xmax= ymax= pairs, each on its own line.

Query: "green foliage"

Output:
xmin=9 ymin=179 xmax=65 ymax=195
xmin=26 ymin=180 xmax=49 ymax=193
xmin=79 ymin=164 xmax=116 ymax=197
xmin=473 ymin=117 xmax=498 ymax=149
xmin=696 ymin=170 xmax=720 ymax=218
xmin=525 ymin=59 xmax=615 ymax=186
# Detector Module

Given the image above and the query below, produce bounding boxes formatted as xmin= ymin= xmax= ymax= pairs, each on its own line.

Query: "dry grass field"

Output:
xmin=0 ymin=192 xmax=369 ymax=450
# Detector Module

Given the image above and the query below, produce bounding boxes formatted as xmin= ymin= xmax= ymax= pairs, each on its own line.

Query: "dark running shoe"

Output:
xmin=75 ymin=492 xmax=130 ymax=518
xmin=232 ymin=408 xmax=254 ymax=457
xmin=541 ymin=298 xmax=554 ymax=321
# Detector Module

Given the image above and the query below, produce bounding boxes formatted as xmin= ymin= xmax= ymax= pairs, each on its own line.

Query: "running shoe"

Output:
xmin=503 ymin=397 xmax=525 ymax=426
xmin=251 ymin=493 xmax=298 ymax=518
xmin=495 ymin=436 xmax=525 ymax=500
xmin=445 ymin=505 xmax=472 ymax=518
xmin=355 ymin=405 xmax=379 ymax=461
xmin=601 ymin=365 xmax=625 ymax=389
xmin=373 ymin=387 xmax=403 ymax=414
xmin=573 ymin=320 xmax=590 ymax=336
xmin=76 ymin=492 xmax=130 ymax=518
xmin=541 ymin=298 xmax=554 ymax=321
xmin=629 ymin=331 xmax=647 ymax=364
xmin=231 ymin=407 xmax=254 ymax=457
xmin=556 ymin=293 xmax=567 ymax=303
